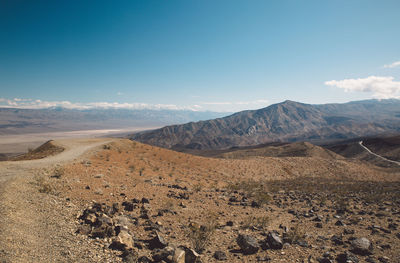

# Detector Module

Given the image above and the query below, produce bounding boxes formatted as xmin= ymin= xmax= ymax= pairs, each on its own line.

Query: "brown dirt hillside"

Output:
xmin=216 ymin=142 xmax=343 ymax=160
xmin=46 ymin=139 xmax=400 ymax=262
xmin=10 ymin=140 xmax=64 ymax=161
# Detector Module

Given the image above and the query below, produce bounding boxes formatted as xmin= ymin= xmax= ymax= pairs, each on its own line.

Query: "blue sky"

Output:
xmin=1 ymin=0 xmax=400 ymax=112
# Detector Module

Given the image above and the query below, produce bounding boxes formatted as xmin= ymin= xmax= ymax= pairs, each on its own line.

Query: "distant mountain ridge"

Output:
xmin=130 ymin=99 xmax=400 ymax=150
xmin=0 ymin=107 xmax=228 ymax=135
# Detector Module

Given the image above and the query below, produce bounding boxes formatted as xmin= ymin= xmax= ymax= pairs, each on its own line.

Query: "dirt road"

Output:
xmin=359 ymin=140 xmax=400 ymax=166
xmin=0 ymin=138 xmax=119 ymax=263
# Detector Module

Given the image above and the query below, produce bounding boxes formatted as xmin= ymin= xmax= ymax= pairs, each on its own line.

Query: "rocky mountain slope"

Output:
xmin=131 ymin=99 xmax=400 ymax=150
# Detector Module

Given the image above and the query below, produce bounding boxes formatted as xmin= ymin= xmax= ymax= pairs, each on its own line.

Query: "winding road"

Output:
xmin=359 ymin=141 xmax=400 ymax=166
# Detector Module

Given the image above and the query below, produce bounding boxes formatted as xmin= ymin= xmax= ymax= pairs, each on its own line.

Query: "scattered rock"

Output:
xmin=149 ymin=232 xmax=168 ymax=249
xmin=336 ymin=251 xmax=359 ymax=263
xmin=183 ymin=247 xmax=202 ymax=263
xmin=236 ymin=234 xmax=260 ymax=254
xmin=121 ymin=249 xmax=139 ymax=262
xmin=266 ymin=232 xmax=283 ymax=249
xmin=152 ymin=246 xmax=174 ymax=262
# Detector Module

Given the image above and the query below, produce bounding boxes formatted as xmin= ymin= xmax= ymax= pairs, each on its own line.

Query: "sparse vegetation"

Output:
xmin=227 ymin=179 xmax=271 ymax=206
xmin=193 ymin=183 xmax=202 ymax=192
xmin=51 ymin=167 xmax=64 ymax=179
xmin=139 ymin=167 xmax=145 ymax=176
xmin=186 ymin=213 xmax=217 ymax=253
xmin=242 ymin=215 xmax=270 ymax=230
xmin=284 ymin=224 xmax=305 ymax=244
xmin=34 ymin=175 xmax=53 ymax=194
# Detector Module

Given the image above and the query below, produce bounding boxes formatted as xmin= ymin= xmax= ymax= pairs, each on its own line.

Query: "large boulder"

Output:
xmin=109 ymin=231 xmax=134 ymax=251
xmin=236 ymin=234 xmax=260 ymax=254
xmin=172 ymin=247 xmax=185 ymax=263
xmin=152 ymin=246 xmax=175 ymax=262
xmin=183 ymin=247 xmax=202 ymax=263
xmin=351 ymin=237 xmax=372 ymax=255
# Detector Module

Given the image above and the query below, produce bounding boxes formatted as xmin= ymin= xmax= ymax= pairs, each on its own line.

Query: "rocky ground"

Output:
xmin=42 ymin=139 xmax=399 ymax=263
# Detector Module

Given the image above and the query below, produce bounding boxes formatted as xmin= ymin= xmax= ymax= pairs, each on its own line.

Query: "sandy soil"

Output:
xmin=0 ymin=138 xmax=120 ymax=263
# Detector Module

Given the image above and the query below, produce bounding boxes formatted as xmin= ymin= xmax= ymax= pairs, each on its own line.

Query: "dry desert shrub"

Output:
xmin=193 ymin=183 xmax=203 ymax=192
xmin=51 ymin=166 xmax=64 ymax=179
xmin=186 ymin=213 xmax=217 ymax=253
xmin=33 ymin=175 xmax=53 ymax=194
xmin=242 ymin=215 xmax=270 ymax=230
xmin=284 ymin=224 xmax=305 ymax=244
xmin=227 ymin=179 xmax=271 ymax=206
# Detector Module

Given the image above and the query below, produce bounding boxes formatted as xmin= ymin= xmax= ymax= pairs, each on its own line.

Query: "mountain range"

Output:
xmin=131 ymin=99 xmax=400 ymax=150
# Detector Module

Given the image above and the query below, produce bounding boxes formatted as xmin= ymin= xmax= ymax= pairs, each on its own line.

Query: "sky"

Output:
xmin=1 ymin=0 xmax=400 ymax=112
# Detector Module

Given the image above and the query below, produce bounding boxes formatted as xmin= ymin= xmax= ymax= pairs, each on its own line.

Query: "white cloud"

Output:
xmin=325 ymin=76 xmax=400 ymax=99
xmin=0 ymin=98 xmax=197 ymax=111
xmin=0 ymin=98 xmax=270 ymax=112
xmin=201 ymin=99 xmax=269 ymax=106
xmin=384 ymin=61 xmax=400 ymax=69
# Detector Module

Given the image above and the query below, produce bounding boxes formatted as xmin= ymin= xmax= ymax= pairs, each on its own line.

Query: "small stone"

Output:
xmin=256 ymin=255 xmax=271 ymax=261
xmin=226 ymin=221 xmax=234 ymax=227
xmin=76 ymin=224 xmax=91 ymax=235
xmin=122 ymin=201 xmax=135 ymax=211
xmin=213 ymin=251 xmax=227 ymax=260
xmin=343 ymin=228 xmax=355 ymax=235
xmin=336 ymin=251 xmax=359 ymax=263
xmin=378 ymin=256 xmax=389 ymax=263
xmin=149 ymin=232 xmax=168 ymax=249
xmin=335 ymin=220 xmax=345 ymax=226
xmin=313 ymin=215 xmax=323 ymax=222
xmin=137 ymin=256 xmax=151 ymax=263
xmin=94 ymin=189 xmax=103 ymax=195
